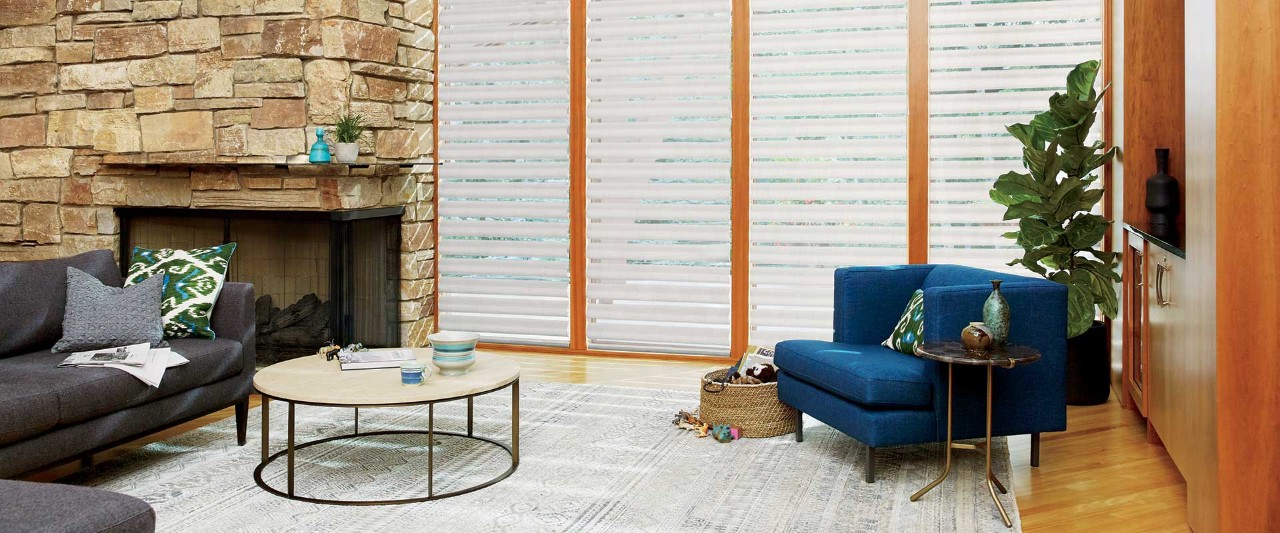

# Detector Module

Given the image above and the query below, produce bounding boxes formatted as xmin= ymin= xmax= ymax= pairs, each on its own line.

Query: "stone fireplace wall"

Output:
xmin=0 ymin=0 xmax=437 ymax=345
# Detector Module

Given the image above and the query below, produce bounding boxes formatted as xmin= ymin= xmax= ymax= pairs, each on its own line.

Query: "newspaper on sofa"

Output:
xmin=60 ymin=343 xmax=189 ymax=388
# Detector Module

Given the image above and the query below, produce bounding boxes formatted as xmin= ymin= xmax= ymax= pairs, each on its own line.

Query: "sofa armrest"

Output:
xmin=212 ymin=282 xmax=256 ymax=372
xmin=832 ymin=265 xmax=935 ymax=345
xmin=923 ymin=280 xmax=1068 ymax=439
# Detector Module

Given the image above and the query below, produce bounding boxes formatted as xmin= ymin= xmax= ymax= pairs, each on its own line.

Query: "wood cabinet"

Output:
xmin=1123 ymin=232 xmax=1149 ymax=415
xmin=1122 ymin=227 xmax=1216 ymax=532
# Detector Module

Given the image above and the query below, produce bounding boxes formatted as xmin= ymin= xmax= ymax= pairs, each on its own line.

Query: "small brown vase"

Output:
xmin=961 ymin=322 xmax=994 ymax=354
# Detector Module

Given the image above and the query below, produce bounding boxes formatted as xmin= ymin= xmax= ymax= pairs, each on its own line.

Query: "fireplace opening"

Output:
xmin=116 ymin=207 xmax=403 ymax=364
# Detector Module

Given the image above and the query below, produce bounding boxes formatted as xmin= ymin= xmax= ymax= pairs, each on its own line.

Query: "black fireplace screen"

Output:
xmin=116 ymin=207 xmax=402 ymax=364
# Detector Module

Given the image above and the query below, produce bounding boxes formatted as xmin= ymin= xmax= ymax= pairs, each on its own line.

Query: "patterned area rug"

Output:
xmin=65 ymin=382 xmax=1022 ymax=532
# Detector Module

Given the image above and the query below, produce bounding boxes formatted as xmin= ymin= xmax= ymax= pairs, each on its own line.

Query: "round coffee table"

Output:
xmin=252 ymin=349 xmax=520 ymax=506
xmin=910 ymin=341 xmax=1041 ymax=528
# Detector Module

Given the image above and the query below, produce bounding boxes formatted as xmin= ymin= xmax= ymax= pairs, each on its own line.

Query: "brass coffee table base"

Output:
xmin=910 ymin=364 xmax=1013 ymax=528
xmin=253 ymin=379 xmax=520 ymax=506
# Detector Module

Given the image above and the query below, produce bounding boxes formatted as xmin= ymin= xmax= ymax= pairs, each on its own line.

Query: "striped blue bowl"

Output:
xmin=428 ymin=331 xmax=479 ymax=376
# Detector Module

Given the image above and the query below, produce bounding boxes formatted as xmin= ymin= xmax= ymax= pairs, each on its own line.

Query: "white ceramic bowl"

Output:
xmin=428 ymin=331 xmax=479 ymax=376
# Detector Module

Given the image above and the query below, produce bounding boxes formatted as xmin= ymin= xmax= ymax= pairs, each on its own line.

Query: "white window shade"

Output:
xmin=438 ymin=0 xmax=573 ymax=345
xmin=749 ymin=0 xmax=910 ymax=347
xmin=584 ymin=0 xmax=734 ymax=354
xmin=928 ymin=0 xmax=1103 ymax=272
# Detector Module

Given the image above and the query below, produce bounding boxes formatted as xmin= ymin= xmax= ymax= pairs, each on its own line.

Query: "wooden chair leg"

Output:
xmin=795 ymin=410 xmax=804 ymax=443
xmin=235 ymin=398 xmax=249 ymax=446
xmin=865 ymin=446 xmax=876 ymax=483
xmin=1030 ymin=432 xmax=1041 ymax=467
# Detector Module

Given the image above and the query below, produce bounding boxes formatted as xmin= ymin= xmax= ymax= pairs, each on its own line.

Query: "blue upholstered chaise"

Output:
xmin=775 ymin=264 xmax=1068 ymax=482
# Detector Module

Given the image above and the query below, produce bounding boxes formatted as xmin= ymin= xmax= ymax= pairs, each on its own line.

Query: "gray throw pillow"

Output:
xmin=52 ymin=267 xmax=166 ymax=353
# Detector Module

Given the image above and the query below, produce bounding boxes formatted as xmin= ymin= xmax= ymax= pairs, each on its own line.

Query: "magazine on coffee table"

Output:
xmin=59 ymin=342 xmax=151 ymax=367
xmin=338 ymin=348 xmax=416 ymax=370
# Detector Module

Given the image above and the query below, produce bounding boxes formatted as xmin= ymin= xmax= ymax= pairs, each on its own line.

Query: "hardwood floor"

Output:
xmin=26 ymin=351 xmax=1189 ymax=532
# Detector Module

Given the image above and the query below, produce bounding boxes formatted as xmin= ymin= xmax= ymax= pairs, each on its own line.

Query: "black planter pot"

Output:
xmin=1065 ymin=321 xmax=1110 ymax=405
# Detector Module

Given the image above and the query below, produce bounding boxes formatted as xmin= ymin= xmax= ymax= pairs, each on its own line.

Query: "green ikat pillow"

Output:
xmin=126 ymin=243 xmax=237 ymax=339
xmin=882 ymin=289 xmax=925 ymax=355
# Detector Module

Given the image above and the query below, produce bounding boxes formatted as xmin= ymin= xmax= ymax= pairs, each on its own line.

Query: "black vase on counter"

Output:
xmin=1145 ymin=148 xmax=1180 ymax=241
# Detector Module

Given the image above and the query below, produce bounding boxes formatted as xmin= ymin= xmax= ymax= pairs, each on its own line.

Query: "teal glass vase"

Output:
xmin=983 ymin=279 xmax=1011 ymax=345
xmin=309 ymin=128 xmax=331 ymax=164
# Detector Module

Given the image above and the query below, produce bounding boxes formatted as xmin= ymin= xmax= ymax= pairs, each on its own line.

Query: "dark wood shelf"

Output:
xmin=1125 ymin=222 xmax=1186 ymax=259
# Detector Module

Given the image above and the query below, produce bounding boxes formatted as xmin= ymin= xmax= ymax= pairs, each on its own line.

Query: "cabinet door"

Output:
xmin=1123 ymin=233 xmax=1149 ymax=414
xmin=1146 ymin=249 xmax=1185 ymax=449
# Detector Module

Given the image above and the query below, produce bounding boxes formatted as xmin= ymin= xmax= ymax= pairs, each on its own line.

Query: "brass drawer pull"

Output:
xmin=1155 ymin=261 xmax=1172 ymax=307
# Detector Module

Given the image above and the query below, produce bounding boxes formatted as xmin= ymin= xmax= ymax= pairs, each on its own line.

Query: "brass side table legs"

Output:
xmin=911 ymin=363 xmax=1013 ymax=528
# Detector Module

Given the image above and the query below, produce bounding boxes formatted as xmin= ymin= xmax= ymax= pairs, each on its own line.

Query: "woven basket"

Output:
xmin=699 ymin=369 xmax=798 ymax=438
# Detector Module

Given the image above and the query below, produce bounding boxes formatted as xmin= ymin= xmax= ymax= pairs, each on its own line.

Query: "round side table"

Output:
xmin=910 ymin=341 xmax=1042 ymax=528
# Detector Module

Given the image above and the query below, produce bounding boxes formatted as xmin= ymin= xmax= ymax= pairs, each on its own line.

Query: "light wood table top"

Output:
xmin=253 ymin=350 xmax=520 ymax=406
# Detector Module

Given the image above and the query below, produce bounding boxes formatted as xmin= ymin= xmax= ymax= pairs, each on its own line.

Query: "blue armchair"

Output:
xmin=775 ymin=264 xmax=1068 ymax=482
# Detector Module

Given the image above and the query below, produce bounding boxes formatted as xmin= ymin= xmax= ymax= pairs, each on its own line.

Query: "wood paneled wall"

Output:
xmin=1181 ymin=1 xmax=1219 ymax=530
xmin=1216 ymin=0 xmax=1280 ymax=530
xmin=1123 ymin=0 xmax=1185 ymax=237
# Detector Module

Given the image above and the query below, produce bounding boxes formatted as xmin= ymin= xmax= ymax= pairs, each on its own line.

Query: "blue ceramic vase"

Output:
xmin=309 ymin=128 xmax=331 ymax=163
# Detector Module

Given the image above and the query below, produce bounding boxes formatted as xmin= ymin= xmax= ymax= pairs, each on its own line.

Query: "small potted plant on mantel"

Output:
xmin=989 ymin=60 xmax=1121 ymax=406
xmin=333 ymin=113 xmax=365 ymax=164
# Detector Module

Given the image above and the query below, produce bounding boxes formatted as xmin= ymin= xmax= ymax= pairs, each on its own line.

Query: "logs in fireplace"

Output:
xmin=256 ymin=293 xmax=332 ymax=363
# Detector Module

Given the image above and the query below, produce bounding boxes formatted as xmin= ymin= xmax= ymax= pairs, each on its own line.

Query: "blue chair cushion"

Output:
xmin=774 ymin=340 xmax=934 ymax=409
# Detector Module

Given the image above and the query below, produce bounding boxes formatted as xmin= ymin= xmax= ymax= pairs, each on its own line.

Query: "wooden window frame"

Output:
xmin=433 ymin=0 xmax=1114 ymax=360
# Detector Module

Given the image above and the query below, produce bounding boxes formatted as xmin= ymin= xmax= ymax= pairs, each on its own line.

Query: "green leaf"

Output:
xmin=1001 ymin=230 xmax=1020 ymax=240
xmin=1066 ymin=60 xmax=1101 ymax=100
xmin=1042 ymin=141 xmax=1066 ymax=182
xmin=1055 ymin=112 xmax=1097 ymax=147
xmin=1024 ymin=146 xmax=1049 ymax=181
xmin=1083 ymin=146 xmax=1119 ymax=174
xmin=1052 ymin=185 xmax=1086 ymax=223
xmin=1002 ymin=201 xmax=1050 ymax=221
xmin=1047 ymin=177 xmax=1085 ymax=210
xmin=1065 ymin=214 xmax=1109 ymax=249
xmin=1073 ymin=262 xmax=1120 ymax=320
xmin=1066 ymin=275 xmax=1097 ymax=338
xmin=992 ymin=171 xmax=1046 ymax=203
xmin=1079 ymin=188 xmax=1105 ymax=210
xmin=1016 ymin=218 xmax=1062 ymax=249
xmin=989 ymin=187 xmax=1017 ymax=207
xmin=1084 ymin=248 xmax=1120 ymax=263
xmin=1049 ymin=92 xmax=1093 ymax=125
xmin=1029 ymin=110 xmax=1070 ymax=146
xmin=1006 ymin=123 xmax=1040 ymax=149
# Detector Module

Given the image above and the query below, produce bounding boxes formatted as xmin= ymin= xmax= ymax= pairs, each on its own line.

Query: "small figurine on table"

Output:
xmin=317 ymin=342 xmax=341 ymax=361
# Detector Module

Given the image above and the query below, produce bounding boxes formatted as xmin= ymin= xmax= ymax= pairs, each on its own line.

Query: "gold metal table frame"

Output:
xmin=910 ymin=364 xmax=1012 ymax=526
xmin=252 ymin=378 xmax=520 ymax=506
xmin=910 ymin=342 xmax=1041 ymax=529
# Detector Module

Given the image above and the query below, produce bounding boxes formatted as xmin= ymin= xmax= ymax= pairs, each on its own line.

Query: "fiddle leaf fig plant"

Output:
xmin=989 ymin=60 xmax=1121 ymax=338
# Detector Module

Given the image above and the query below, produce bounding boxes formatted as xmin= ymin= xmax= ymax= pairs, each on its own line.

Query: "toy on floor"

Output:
xmin=672 ymin=410 xmax=704 ymax=431
xmin=710 ymin=424 xmax=743 ymax=443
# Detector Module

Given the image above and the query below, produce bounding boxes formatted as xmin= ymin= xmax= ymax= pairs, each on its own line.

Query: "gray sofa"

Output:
xmin=0 ymin=479 xmax=155 ymax=533
xmin=0 ymin=249 xmax=256 ymax=479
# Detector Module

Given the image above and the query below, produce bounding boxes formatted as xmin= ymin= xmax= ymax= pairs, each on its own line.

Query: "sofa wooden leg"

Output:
xmin=865 ymin=446 xmax=876 ymax=483
xmin=235 ymin=398 xmax=249 ymax=446
xmin=795 ymin=410 xmax=804 ymax=443
xmin=1030 ymin=432 xmax=1041 ymax=467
